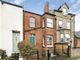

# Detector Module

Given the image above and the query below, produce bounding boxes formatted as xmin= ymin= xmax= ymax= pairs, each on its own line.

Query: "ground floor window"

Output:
xmin=60 ymin=34 xmax=64 ymax=43
xmin=12 ymin=31 xmax=20 ymax=53
xmin=47 ymin=35 xmax=53 ymax=47
xmin=43 ymin=35 xmax=45 ymax=47
xmin=29 ymin=34 xmax=36 ymax=47
xmin=65 ymin=34 xmax=70 ymax=43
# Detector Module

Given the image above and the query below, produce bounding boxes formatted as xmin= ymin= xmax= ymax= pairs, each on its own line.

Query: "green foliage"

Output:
xmin=0 ymin=49 xmax=7 ymax=59
xmin=4 ymin=57 xmax=10 ymax=60
xmin=18 ymin=41 xmax=36 ymax=58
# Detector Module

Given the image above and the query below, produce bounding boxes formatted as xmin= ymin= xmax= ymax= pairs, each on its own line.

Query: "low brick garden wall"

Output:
xmin=54 ymin=43 xmax=68 ymax=55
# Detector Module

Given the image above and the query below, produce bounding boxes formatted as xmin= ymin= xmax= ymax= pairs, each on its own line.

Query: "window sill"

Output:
xmin=47 ymin=27 xmax=54 ymax=29
xmin=42 ymin=45 xmax=53 ymax=48
xmin=46 ymin=45 xmax=53 ymax=47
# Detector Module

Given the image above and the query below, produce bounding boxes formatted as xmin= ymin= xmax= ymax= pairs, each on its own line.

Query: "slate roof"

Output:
xmin=75 ymin=31 xmax=80 ymax=38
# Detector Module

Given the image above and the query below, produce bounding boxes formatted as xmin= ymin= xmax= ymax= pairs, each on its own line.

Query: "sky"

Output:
xmin=3 ymin=0 xmax=80 ymax=31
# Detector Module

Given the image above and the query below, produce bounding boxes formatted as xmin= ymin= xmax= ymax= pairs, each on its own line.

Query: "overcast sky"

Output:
xmin=3 ymin=0 xmax=80 ymax=31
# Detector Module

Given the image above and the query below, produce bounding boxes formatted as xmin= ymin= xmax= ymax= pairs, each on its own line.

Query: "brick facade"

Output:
xmin=23 ymin=11 xmax=42 ymax=52
xmin=23 ymin=11 xmax=56 ymax=55
xmin=74 ymin=36 xmax=80 ymax=48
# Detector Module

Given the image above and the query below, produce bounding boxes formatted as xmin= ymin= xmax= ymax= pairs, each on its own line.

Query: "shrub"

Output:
xmin=18 ymin=41 xmax=36 ymax=60
xmin=4 ymin=57 xmax=10 ymax=60
xmin=0 ymin=49 xmax=7 ymax=59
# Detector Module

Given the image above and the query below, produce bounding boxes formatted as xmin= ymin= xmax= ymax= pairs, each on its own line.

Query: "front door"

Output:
xmin=29 ymin=34 xmax=35 ymax=47
xmin=12 ymin=31 xmax=20 ymax=53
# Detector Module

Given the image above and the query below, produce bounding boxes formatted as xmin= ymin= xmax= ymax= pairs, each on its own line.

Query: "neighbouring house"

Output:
xmin=74 ymin=31 xmax=80 ymax=48
xmin=70 ymin=31 xmax=80 ymax=57
xmin=0 ymin=1 xmax=23 ymax=56
xmin=24 ymin=2 xmax=75 ymax=56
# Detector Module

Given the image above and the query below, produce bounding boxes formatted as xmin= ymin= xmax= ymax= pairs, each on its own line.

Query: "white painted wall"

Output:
xmin=0 ymin=1 xmax=3 ymax=49
xmin=0 ymin=1 xmax=23 ymax=56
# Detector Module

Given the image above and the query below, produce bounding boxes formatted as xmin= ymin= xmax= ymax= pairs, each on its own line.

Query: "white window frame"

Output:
xmin=12 ymin=31 xmax=20 ymax=53
xmin=67 ymin=22 xmax=70 ymax=29
xmin=42 ymin=20 xmax=45 ymax=27
xmin=60 ymin=34 xmax=64 ymax=43
xmin=59 ymin=20 xmax=63 ymax=28
xmin=43 ymin=36 xmax=45 ymax=47
xmin=29 ymin=17 xmax=35 ymax=28
xmin=65 ymin=34 xmax=70 ymax=42
xmin=47 ymin=18 xmax=53 ymax=28
xmin=46 ymin=35 xmax=53 ymax=47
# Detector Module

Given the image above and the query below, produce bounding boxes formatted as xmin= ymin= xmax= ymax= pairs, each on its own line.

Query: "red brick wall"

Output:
xmin=23 ymin=11 xmax=42 ymax=52
xmin=75 ymin=37 xmax=80 ymax=48
xmin=23 ymin=11 xmax=56 ymax=54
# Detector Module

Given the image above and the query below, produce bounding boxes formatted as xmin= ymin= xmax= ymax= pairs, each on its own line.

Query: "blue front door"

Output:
xmin=29 ymin=34 xmax=35 ymax=47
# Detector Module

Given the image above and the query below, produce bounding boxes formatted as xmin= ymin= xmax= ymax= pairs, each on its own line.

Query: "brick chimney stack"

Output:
xmin=44 ymin=1 xmax=49 ymax=13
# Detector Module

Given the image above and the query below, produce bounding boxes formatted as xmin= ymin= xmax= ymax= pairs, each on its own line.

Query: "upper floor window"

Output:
xmin=67 ymin=22 xmax=70 ymax=29
xmin=62 ymin=8 xmax=67 ymax=15
xmin=59 ymin=20 xmax=63 ymax=28
xmin=47 ymin=35 xmax=53 ymax=47
xmin=29 ymin=17 xmax=35 ymax=28
xmin=47 ymin=18 xmax=53 ymax=28
xmin=42 ymin=19 xmax=45 ymax=27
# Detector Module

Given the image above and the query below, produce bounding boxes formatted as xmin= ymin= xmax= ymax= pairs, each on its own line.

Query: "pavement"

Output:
xmin=50 ymin=56 xmax=80 ymax=60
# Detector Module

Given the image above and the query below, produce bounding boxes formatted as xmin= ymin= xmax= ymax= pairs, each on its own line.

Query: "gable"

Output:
xmin=58 ymin=3 xmax=69 ymax=11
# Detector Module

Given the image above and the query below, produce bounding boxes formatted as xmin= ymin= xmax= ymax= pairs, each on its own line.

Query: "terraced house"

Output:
xmin=24 ymin=2 xmax=75 ymax=56
xmin=0 ymin=0 xmax=23 ymax=57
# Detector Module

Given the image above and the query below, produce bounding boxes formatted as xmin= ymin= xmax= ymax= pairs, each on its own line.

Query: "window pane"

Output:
xmin=47 ymin=35 xmax=53 ymax=47
xmin=59 ymin=21 xmax=63 ymax=27
xmin=30 ymin=17 xmax=35 ymax=27
xmin=43 ymin=36 xmax=45 ymax=46
xmin=63 ymin=8 xmax=67 ymax=15
xmin=60 ymin=34 xmax=64 ymax=43
xmin=42 ymin=20 xmax=45 ymax=27
xmin=67 ymin=22 xmax=70 ymax=29
xmin=65 ymin=34 xmax=70 ymax=42
xmin=60 ymin=38 xmax=64 ymax=43
xmin=61 ymin=34 xmax=64 ymax=38
xmin=47 ymin=18 xmax=53 ymax=28
xmin=65 ymin=34 xmax=70 ymax=38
